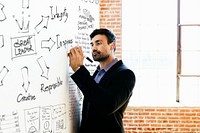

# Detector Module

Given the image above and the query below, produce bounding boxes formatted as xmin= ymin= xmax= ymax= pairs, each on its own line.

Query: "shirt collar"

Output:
xmin=97 ymin=58 xmax=118 ymax=72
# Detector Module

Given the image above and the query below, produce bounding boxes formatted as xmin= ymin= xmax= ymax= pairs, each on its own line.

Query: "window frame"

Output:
xmin=176 ymin=0 xmax=200 ymax=102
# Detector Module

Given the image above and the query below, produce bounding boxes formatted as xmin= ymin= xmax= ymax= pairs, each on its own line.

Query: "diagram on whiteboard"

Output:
xmin=0 ymin=0 xmax=99 ymax=132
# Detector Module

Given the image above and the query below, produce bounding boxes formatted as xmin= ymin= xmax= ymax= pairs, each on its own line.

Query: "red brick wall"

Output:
xmin=124 ymin=107 xmax=200 ymax=133
xmin=99 ymin=0 xmax=122 ymax=59
xmin=99 ymin=0 xmax=200 ymax=133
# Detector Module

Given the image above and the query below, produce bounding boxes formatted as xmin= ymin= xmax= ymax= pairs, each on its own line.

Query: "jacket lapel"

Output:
xmin=98 ymin=60 xmax=123 ymax=84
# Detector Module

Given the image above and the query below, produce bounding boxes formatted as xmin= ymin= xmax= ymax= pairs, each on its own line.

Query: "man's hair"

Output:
xmin=90 ymin=28 xmax=116 ymax=51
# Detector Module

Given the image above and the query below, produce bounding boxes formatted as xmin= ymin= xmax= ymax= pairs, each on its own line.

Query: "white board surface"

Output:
xmin=0 ymin=0 xmax=99 ymax=132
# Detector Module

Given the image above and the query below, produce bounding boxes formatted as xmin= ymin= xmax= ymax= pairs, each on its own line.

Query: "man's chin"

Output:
xmin=93 ymin=55 xmax=109 ymax=62
xmin=93 ymin=58 xmax=105 ymax=62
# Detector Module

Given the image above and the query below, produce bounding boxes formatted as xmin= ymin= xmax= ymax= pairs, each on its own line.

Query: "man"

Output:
xmin=68 ymin=28 xmax=135 ymax=133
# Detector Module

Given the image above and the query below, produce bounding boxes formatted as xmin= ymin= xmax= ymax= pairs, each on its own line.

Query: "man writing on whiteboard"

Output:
xmin=68 ymin=28 xmax=136 ymax=133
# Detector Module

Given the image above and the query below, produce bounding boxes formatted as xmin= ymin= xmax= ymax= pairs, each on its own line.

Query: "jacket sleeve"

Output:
xmin=71 ymin=65 xmax=97 ymax=95
xmin=71 ymin=65 xmax=136 ymax=116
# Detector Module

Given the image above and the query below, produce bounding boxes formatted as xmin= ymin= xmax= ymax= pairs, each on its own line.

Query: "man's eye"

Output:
xmin=97 ymin=42 xmax=102 ymax=45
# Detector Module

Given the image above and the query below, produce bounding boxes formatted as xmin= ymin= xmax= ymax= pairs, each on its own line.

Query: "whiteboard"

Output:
xmin=0 ymin=0 xmax=99 ymax=133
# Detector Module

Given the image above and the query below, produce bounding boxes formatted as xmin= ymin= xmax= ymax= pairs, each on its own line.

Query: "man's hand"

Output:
xmin=68 ymin=46 xmax=84 ymax=72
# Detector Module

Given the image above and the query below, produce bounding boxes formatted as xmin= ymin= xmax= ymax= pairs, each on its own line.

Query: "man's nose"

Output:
xmin=92 ymin=44 xmax=97 ymax=51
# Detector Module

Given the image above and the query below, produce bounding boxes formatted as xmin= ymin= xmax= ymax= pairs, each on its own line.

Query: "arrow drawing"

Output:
xmin=0 ymin=66 xmax=9 ymax=86
xmin=37 ymin=56 xmax=49 ymax=79
xmin=41 ymin=38 xmax=55 ymax=51
xmin=0 ymin=3 xmax=6 ymax=22
xmin=21 ymin=66 xmax=30 ymax=92
xmin=35 ymin=16 xmax=49 ymax=34
xmin=0 ymin=35 xmax=4 ymax=48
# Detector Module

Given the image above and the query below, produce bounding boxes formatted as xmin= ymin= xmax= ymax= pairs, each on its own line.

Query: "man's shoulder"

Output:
xmin=110 ymin=60 xmax=134 ymax=76
xmin=115 ymin=60 xmax=131 ymax=70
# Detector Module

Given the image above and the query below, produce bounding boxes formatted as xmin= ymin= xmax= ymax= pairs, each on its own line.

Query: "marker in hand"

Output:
xmin=85 ymin=56 xmax=93 ymax=63
xmin=68 ymin=45 xmax=93 ymax=63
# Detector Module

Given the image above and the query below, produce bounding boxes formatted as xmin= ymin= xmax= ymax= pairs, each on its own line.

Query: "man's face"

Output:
xmin=91 ymin=34 xmax=112 ymax=62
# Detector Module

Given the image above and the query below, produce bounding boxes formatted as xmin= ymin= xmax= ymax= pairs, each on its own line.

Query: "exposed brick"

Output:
xmin=100 ymin=0 xmax=121 ymax=59
xmin=122 ymin=107 xmax=200 ymax=132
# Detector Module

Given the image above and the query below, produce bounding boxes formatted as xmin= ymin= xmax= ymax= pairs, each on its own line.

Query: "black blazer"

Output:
xmin=71 ymin=60 xmax=136 ymax=133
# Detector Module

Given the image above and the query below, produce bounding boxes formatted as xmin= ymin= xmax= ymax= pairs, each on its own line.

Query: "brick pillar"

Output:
xmin=100 ymin=0 xmax=122 ymax=59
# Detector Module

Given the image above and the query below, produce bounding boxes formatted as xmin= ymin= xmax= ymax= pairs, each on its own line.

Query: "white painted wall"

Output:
xmin=122 ymin=0 xmax=200 ymax=106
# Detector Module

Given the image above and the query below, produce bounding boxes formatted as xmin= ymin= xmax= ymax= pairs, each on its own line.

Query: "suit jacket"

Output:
xmin=71 ymin=60 xmax=136 ymax=133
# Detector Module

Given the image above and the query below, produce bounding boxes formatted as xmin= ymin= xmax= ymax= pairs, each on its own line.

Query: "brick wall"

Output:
xmin=99 ymin=0 xmax=200 ymax=133
xmin=99 ymin=0 xmax=122 ymax=59
xmin=123 ymin=107 xmax=200 ymax=133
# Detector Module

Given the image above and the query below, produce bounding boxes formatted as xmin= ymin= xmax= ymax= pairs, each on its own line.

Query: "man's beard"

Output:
xmin=92 ymin=51 xmax=109 ymax=62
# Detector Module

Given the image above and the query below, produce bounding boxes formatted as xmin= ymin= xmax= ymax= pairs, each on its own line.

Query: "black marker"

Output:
xmin=85 ymin=56 xmax=93 ymax=63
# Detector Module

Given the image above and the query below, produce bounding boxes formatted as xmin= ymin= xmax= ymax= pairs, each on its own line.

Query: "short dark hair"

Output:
xmin=90 ymin=28 xmax=116 ymax=44
xmin=90 ymin=28 xmax=116 ymax=51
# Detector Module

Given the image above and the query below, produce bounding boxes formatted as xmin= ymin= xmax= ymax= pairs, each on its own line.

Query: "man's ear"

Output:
xmin=110 ymin=42 xmax=116 ymax=52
